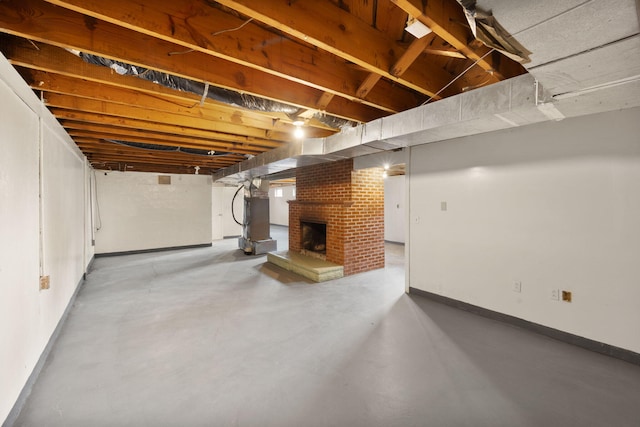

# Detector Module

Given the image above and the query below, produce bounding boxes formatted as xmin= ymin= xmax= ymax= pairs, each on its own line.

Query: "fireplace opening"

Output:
xmin=301 ymin=220 xmax=327 ymax=257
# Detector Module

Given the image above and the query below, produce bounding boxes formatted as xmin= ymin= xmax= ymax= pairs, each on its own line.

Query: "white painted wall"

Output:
xmin=42 ymin=121 xmax=87 ymax=296
xmin=94 ymin=172 xmax=212 ymax=253
xmin=212 ymin=183 xmax=225 ymax=241
xmin=408 ymin=106 xmax=640 ymax=353
xmin=212 ymin=183 xmax=244 ymax=239
xmin=269 ymin=185 xmax=295 ymax=226
xmin=384 ymin=175 xmax=405 ymax=243
xmin=0 ymin=54 xmax=90 ymax=424
xmin=355 ymin=150 xmax=408 ymax=242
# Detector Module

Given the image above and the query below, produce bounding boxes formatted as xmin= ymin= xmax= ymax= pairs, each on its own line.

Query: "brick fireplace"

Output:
xmin=288 ymin=158 xmax=385 ymax=276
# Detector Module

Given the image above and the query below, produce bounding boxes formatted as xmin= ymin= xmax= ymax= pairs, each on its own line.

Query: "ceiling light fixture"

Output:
xmin=292 ymin=118 xmax=306 ymax=139
xmin=405 ymin=17 xmax=432 ymax=39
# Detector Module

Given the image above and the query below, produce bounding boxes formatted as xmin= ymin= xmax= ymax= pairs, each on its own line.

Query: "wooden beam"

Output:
xmin=70 ymin=129 xmax=255 ymax=153
xmin=213 ymin=0 xmax=459 ymax=97
xmin=0 ymin=0 xmax=387 ymax=122
xmin=390 ymin=0 xmax=525 ymax=80
xmin=78 ymin=139 xmax=246 ymax=157
xmin=42 ymin=0 xmax=421 ymax=113
xmin=6 ymin=41 xmax=343 ymax=134
xmin=80 ymin=152 xmax=238 ymax=168
xmin=6 ymin=40 xmax=325 ymax=127
xmin=76 ymin=142 xmax=240 ymax=172
xmin=356 ymin=74 xmax=383 ymax=99
xmin=316 ymin=92 xmax=337 ymax=111
xmin=358 ymin=33 xmax=439 ymax=101
xmin=29 ymin=69 xmax=335 ymax=140
xmin=50 ymin=109 xmax=283 ymax=148
xmin=85 ymin=157 xmax=223 ymax=173
xmin=82 ymin=153 xmax=243 ymax=168
xmin=61 ymin=121 xmax=266 ymax=153
xmin=77 ymin=145 xmax=242 ymax=167
xmin=90 ymin=162 xmax=220 ymax=175
xmin=423 ymin=49 xmax=466 ymax=59
xmin=43 ymin=93 xmax=291 ymax=140
xmin=390 ymin=35 xmax=436 ymax=77
xmin=27 ymin=71 xmax=299 ymax=134
xmin=3 ymin=36 xmax=387 ymax=124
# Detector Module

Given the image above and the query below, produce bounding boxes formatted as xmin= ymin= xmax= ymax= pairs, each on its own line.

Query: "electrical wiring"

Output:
xmin=422 ymin=48 xmax=496 ymax=105
xmin=168 ymin=18 xmax=254 ymax=56
xmin=231 ymin=184 xmax=245 ymax=226
xmin=102 ymin=139 xmax=233 ymax=157
xmin=211 ymin=17 xmax=254 ymax=37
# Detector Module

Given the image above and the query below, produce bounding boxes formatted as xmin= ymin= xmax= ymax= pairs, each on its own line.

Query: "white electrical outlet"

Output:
xmin=513 ymin=281 xmax=522 ymax=293
xmin=551 ymin=289 xmax=560 ymax=300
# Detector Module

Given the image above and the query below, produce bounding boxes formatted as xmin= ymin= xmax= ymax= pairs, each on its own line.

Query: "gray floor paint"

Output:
xmin=13 ymin=226 xmax=640 ymax=426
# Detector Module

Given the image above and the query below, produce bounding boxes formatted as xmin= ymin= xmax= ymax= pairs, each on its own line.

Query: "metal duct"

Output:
xmin=213 ymin=74 xmax=555 ymax=184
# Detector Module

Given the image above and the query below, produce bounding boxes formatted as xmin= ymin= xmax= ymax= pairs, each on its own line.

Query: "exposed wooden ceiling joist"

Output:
xmin=43 ymin=0 xmax=426 ymax=114
xmin=0 ymin=0 xmax=527 ymax=175
xmin=28 ymin=73 xmax=296 ymax=134
xmin=51 ymin=110 xmax=278 ymax=150
xmin=390 ymin=0 xmax=525 ymax=79
xmin=3 ymin=40 xmax=332 ymax=131
xmin=0 ymin=0 xmax=383 ymax=122
xmin=213 ymin=0 xmax=462 ymax=98
xmin=61 ymin=121 xmax=264 ymax=154
xmin=43 ymin=93 xmax=293 ymax=140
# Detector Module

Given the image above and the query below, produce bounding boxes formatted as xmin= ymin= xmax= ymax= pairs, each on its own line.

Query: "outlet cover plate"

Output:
xmin=513 ymin=281 xmax=522 ymax=293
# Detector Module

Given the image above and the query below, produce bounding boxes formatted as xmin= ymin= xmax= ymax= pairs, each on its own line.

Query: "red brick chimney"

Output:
xmin=288 ymin=159 xmax=385 ymax=276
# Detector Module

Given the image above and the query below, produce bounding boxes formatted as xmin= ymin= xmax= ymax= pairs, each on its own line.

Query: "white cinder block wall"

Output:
xmin=94 ymin=172 xmax=212 ymax=254
xmin=0 ymin=54 xmax=92 ymax=424
xmin=408 ymin=106 xmax=640 ymax=354
xmin=269 ymin=185 xmax=295 ymax=226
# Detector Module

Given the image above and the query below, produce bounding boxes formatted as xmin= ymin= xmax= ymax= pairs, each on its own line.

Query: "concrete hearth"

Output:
xmin=266 ymin=251 xmax=344 ymax=282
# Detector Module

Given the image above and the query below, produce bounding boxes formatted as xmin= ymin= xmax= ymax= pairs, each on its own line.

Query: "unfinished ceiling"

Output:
xmin=0 ymin=0 xmax=528 ymax=175
xmin=212 ymin=0 xmax=640 ymax=183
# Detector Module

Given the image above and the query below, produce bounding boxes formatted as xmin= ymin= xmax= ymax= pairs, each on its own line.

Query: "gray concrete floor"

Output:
xmin=13 ymin=225 xmax=640 ymax=426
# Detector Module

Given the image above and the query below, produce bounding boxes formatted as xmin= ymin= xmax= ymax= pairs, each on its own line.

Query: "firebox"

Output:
xmin=300 ymin=220 xmax=327 ymax=257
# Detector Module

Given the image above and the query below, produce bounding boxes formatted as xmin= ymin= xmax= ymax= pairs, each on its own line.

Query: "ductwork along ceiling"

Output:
xmin=0 ymin=0 xmax=638 ymax=178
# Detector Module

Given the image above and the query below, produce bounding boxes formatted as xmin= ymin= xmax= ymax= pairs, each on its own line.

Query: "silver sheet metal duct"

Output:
xmin=213 ymin=74 xmax=559 ymax=184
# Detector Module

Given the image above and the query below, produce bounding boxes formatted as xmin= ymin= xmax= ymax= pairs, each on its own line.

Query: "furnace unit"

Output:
xmin=235 ymin=179 xmax=277 ymax=255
